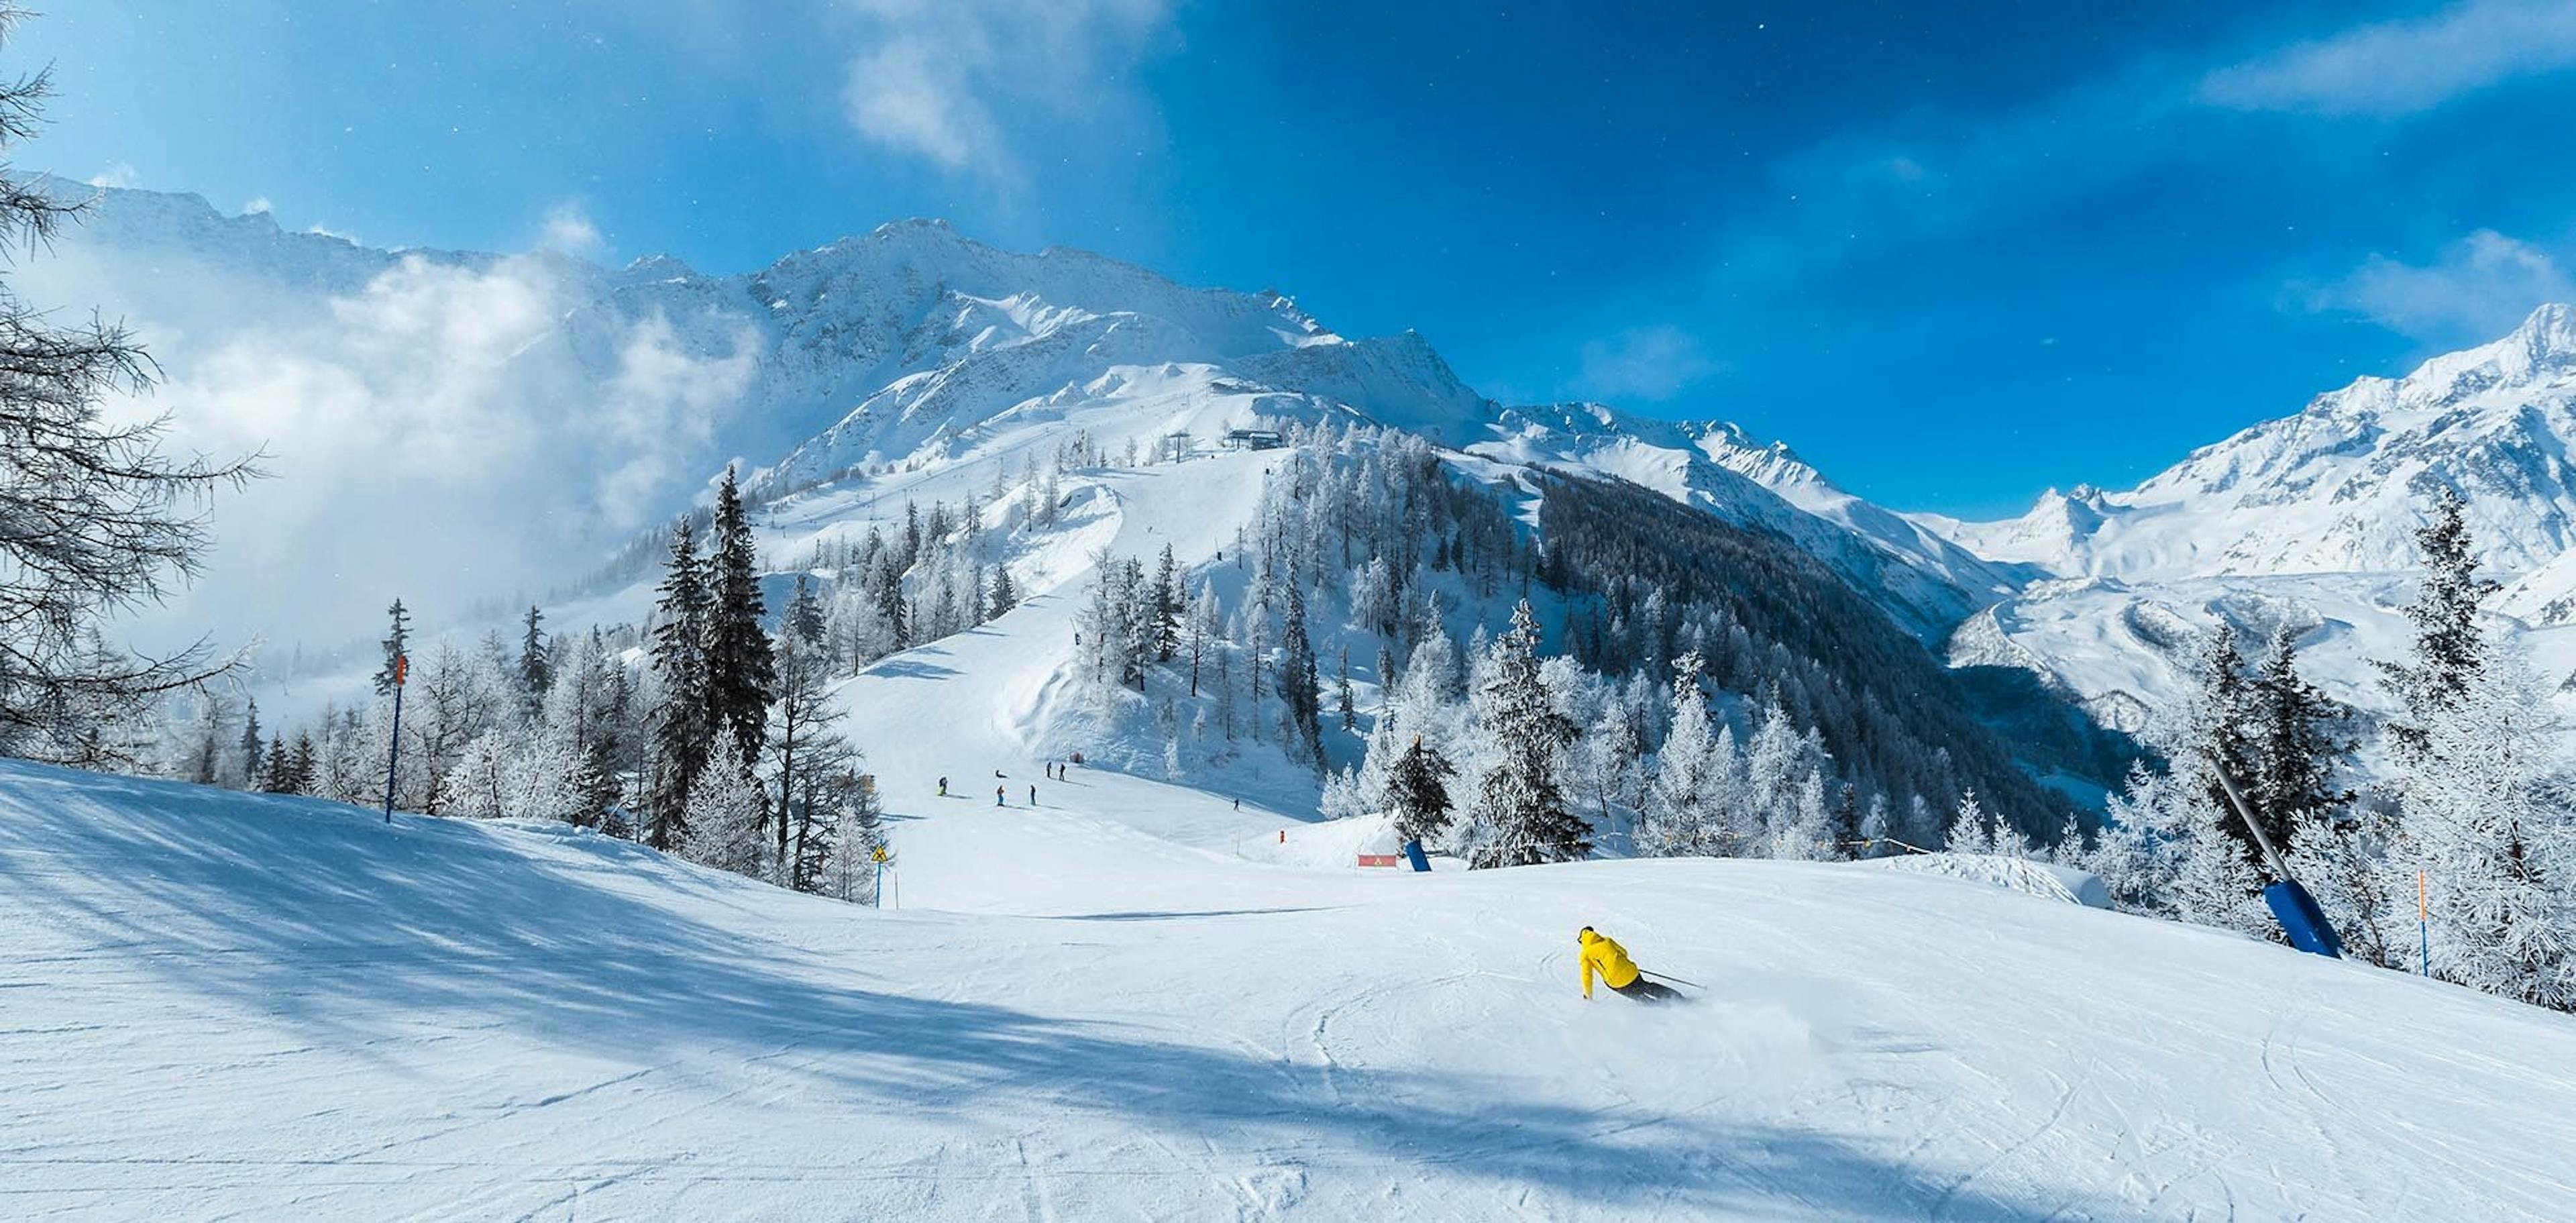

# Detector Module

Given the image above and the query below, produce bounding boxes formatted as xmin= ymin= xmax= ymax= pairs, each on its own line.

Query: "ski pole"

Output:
xmin=1639 ymin=968 xmax=1703 ymax=990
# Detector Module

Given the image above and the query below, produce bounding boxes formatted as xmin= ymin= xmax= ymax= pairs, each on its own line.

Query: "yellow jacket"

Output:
xmin=1579 ymin=929 xmax=1639 ymax=998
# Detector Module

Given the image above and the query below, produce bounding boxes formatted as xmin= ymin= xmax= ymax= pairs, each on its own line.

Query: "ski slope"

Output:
xmin=9 ymin=743 xmax=2576 ymax=1219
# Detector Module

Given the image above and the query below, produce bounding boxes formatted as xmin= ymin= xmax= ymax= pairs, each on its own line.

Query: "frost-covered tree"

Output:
xmin=2384 ymin=641 xmax=2576 ymax=1010
xmin=2377 ymin=488 xmax=2500 ymax=765
xmin=2248 ymin=627 xmax=2345 ymax=855
xmin=1945 ymin=790 xmax=1994 ymax=856
xmin=1638 ymin=651 xmax=1724 ymax=857
xmin=679 ymin=734 xmax=768 ymax=878
xmin=1462 ymin=601 xmax=1585 ymax=867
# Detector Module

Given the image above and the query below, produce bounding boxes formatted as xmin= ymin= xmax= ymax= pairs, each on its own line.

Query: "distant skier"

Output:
xmin=1028 ymin=784 xmax=1037 ymax=806
xmin=938 ymin=776 xmax=948 ymax=797
xmin=996 ymin=785 xmax=1006 ymax=807
xmin=1579 ymin=927 xmax=1682 ymax=1004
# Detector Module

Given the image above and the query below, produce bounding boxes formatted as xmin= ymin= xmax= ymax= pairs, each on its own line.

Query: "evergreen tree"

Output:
xmin=678 ymin=733 xmax=767 ymax=878
xmin=648 ymin=517 xmax=712 ymax=848
xmin=236 ymin=696 xmax=262 ymax=788
xmin=2377 ymin=488 xmax=2500 ymax=763
xmin=2248 ymin=627 xmax=2347 ymax=852
xmin=1945 ymin=790 xmax=1994 ymax=855
xmin=703 ymin=466 xmax=777 ymax=776
xmin=1150 ymin=543 xmax=1181 ymax=661
xmin=289 ymin=730 xmax=317 ymax=794
xmin=1387 ymin=733 xmax=1457 ymax=847
xmin=518 ymin=605 xmax=552 ymax=714
xmin=374 ymin=598 xmax=411 ymax=695
xmin=2385 ymin=641 xmax=2576 ymax=1011
xmin=989 ymin=564 xmax=1018 ymax=619
xmin=1336 ymin=643 xmax=1357 ymax=732
xmin=1279 ymin=585 xmax=1322 ymax=763
xmin=787 ymin=574 xmax=826 ymax=645
xmin=1639 ymin=651 xmax=1723 ymax=857
xmin=1462 ymin=601 xmax=1586 ymax=867
xmin=259 ymin=731 xmax=295 ymax=793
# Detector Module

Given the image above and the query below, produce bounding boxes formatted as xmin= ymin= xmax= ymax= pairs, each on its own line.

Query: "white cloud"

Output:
xmin=2305 ymin=229 xmax=2575 ymax=341
xmin=28 ymin=245 xmax=757 ymax=652
xmin=307 ymin=223 xmax=360 ymax=244
xmin=2199 ymin=0 xmax=2576 ymax=115
xmin=538 ymin=201 xmax=606 ymax=258
xmin=87 ymin=162 xmax=139 ymax=189
xmin=1574 ymin=325 xmax=1723 ymax=403
xmin=241 ymin=197 xmax=274 ymax=216
xmin=838 ymin=0 xmax=1172 ymax=180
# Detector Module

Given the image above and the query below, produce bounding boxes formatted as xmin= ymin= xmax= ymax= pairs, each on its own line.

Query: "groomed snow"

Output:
xmin=9 ymin=748 xmax=2576 ymax=1219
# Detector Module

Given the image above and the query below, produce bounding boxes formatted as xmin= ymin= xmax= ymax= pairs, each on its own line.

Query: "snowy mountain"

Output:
xmin=1939 ymin=304 xmax=2576 ymax=581
xmin=49 ymin=180 xmax=2031 ymax=655
xmin=1921 ymin=304 xmax=2576 ymax=733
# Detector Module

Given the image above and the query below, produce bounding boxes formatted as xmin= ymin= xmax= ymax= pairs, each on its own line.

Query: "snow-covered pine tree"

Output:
xmin=989 ymin=564 xmax=1018 ymax=620
xmin=1336 ymin=643 xmax=1356 ymax=733
xmin=1945 ymin=790 xmax=1994 ymax=856
xmin=518 ymin=605 xmax=552 ymax=717
xmin=648 ymin=516 xmax=713 ymax=848
xmin=1184 ymin=581 xmax=1216 ymax=697
xmin=1280 ymin=585 xmax=1323 ymax=765
xmin=2384 ymin=639 xmax=2576 ymax=1011
xmin=1581 ymin=700 xmax=1640 ymax=847
xmin=1151 ymin=543 xmax=1181 ymax=662
xmin=2249 ymin=626 xmax=2346 ymax=855
xmin=786 ymin=576 xmax=826 ymax=645
xmin=1638 ymin=650 xmax=1721 ymax=857
xmin=1743 ymin=697 xmax=1805 ymax=853
xmin=235 ymin=697 xmax=262 ymax=790
xmin=679 ymin=733 xmax=768 ymax=878
xmin=1772 ymin=769 xmax=1835 ymax=861
xmin=2377 ymin=488 xmax=2501 ymax=765
xmin=1462 ymin=601 xmax=1586 ymax=867
xmin=703 ymin=465 xmax=776 ymax=778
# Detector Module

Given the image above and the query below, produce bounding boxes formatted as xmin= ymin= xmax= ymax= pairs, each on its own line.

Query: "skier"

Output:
xmin=938 ymin=776 xmax=948 ymax=797
xmin=1579 ymin=927 xmax=1682 ymax=1004
xmin=996 ymin=785 xmax=1006 ymax=807
xmin=1028 ymin=784 xmax=1037 ymax=806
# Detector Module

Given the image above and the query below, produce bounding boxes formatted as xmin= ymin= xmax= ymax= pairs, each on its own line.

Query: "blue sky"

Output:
xmin=26 ymin=0 xmax=2576 ymax=518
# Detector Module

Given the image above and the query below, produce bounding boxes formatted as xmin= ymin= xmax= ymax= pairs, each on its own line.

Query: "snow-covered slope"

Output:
xmin=11 ymin=745 xmax=2576 ymax=1218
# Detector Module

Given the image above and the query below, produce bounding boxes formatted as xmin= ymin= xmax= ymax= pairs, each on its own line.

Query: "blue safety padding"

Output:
xmin=2265 ymin=880 xmax=2344 ymax=959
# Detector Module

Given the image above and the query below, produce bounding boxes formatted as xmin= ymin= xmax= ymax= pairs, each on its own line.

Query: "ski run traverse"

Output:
xmin=11 ymin=570 xmax=2576 ymax=1220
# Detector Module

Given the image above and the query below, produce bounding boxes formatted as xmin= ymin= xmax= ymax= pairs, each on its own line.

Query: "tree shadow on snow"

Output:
xmin=0 ymin=763 xmax=2093 ymax=1220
